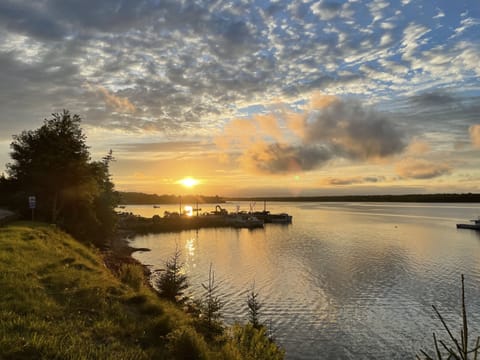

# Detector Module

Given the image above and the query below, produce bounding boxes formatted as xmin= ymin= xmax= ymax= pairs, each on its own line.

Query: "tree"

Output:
xmin=154 ymin=247 xmax=188 ymax=303
xmin=247 ymin=283 xmax=263 ymax=329
xmin=6 ymin=110 xmax=118 ymax=244
xmin=199 ymin=263 xmax=224 ymax=336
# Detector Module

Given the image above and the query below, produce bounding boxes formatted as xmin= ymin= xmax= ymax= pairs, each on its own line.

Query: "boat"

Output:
xmin=250 ymin=211 xmax=292 ymax=224
xmin=249 ymin=201 xmax=293 ymax=224
xmin=227 ymin=214 xmax=264 ymax=229
xmin=456 ymin=217 xmax=480 ymax=230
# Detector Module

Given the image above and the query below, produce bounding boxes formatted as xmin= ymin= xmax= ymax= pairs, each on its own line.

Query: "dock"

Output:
xmin=118 ymin=205 xmax=292 ymax=234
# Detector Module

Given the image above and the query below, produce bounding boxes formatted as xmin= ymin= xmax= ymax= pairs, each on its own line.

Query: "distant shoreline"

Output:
xmin=225 ymin=193 xmax=480 ymax=203
xmin=117 ymin=192 xmax=480 ymax=205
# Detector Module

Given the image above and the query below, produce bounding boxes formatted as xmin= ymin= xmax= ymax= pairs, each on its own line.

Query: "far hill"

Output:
xmin=119 ymin=192 xmax=225 ymax=205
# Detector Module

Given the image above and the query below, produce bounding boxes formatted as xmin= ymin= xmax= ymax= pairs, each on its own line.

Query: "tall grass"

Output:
xmin=418 ymin=275 xmax=480 ymax=360
xmin=0 ymin=222 xmax=184 ymax=359
xmin=0 ymin=222 xmax=284 ymax=359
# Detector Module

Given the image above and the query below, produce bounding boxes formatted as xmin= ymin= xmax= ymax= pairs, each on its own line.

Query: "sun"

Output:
xmin=178 ymin=177 xmax=199 ymax=188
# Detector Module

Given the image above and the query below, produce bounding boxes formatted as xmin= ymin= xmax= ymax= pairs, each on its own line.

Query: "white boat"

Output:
xmin=456 ymin=217 xmax=480 ymax=230
xmin=228 ymin=214 xmax=264 ymax=229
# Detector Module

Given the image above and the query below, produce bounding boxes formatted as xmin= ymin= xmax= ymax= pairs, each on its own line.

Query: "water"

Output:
xmin=126 ymin=202 xmax=480 ymax=359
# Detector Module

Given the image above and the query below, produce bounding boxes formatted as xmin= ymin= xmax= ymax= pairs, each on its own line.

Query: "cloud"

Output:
xmin=254 ymin=113 xmax=284 ymax=142
xmin=470 ymin=125 xmax=480 ymax=149
xmin=0 ymin=1 xmax=66 ymax=40
xmin=217 ymin=95 xmax=408 ymax=174
xmin=321 ymin=176 xmax=385 ymax=186
xmin=311 ymin=1 xmax=343 ymax=21
xmin=304 ymin=98 xmax=407 ymax=160
xmin=0 ymin=0 xmax=478 ymax=185
xmin=406 ymin=139 xmax=430 ymax=155
xmin=115 ymin=141 xmax=210 ymax=153
xmin=395 ymin=158 xmax=451 ymax=179
xmin=410 ymin=91 xmax=456 ymax=106
xmin=308 ymin=93 xmax=338 ymax=110
xmin=240 ymin=142 xmax=331 ymax=175
xmin=95 ymin=86 xmax=136 ymax=113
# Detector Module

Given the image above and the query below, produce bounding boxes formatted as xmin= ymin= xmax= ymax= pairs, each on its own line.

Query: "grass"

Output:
xmin=0 ymin=222 xmax=284 ymax=360
xmin=0 ymin=222 xmax=190 ymax=359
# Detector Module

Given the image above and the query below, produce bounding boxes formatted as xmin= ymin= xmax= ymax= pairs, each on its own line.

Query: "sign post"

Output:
xmin=28 ymin=196 xmax=36 ymax=221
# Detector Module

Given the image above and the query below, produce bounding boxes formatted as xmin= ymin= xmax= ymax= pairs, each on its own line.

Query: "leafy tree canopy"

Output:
xmin=4 ymin=110 xmax=118 ymax=245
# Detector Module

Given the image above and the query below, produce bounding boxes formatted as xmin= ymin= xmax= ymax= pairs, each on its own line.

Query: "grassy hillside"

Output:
xmin=0 ymin=222 xmax=184 ymax=359
xmin=0 ymin=222 xmax=283 ymax=360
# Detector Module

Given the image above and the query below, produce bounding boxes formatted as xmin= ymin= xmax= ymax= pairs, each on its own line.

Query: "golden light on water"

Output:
xmin=178 ymin=177 xmax=199 ymax=188
xmin=184 ymin=205 xmax=193 ymax=216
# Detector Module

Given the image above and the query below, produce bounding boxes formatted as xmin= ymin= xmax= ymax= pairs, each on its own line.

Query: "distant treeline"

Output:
xmin=119 ymin=192 xmax=225 ymax=205
xmin=226 ymin=193 xmax=480 ymax=203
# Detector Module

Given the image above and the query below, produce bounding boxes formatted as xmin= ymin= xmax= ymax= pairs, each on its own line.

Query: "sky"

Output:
xmin=0 ymin=0 xmax=479 ymax=197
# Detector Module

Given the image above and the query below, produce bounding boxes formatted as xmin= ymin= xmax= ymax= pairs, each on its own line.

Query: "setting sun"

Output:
xmin=178 ymin=177 xmax=199 ymax=188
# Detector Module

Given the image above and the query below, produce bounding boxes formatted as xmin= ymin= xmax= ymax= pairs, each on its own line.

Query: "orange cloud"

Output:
xmin=407 ymin=139 xmax=430 ymax=155
xmin=395 ymin=158 xmax=451 ymax=179
xmin=309 ymin=92 xmax=339 ymax=110
xmin=214 ymin=118 xmax=258 ymax=150
xmin=469 ymin=124 xmax=480 ymax=148
xmin=285 ymin=111 xmax=306 ymax=139
xmin=254 ymin=113 xmax=283 ymax=141
xmin=96 ymin=85 xmax=136 ymax=113
xmin=215 ymin=94 xmax=408 ymax=175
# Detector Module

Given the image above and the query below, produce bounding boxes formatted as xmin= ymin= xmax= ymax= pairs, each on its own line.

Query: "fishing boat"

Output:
xmin=456 ymin=217 xmax=480 ymax=230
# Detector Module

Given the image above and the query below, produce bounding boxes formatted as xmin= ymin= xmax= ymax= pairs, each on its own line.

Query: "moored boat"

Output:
xmin=250 ymin=211 xmax=292 ymax=224
xmin=227 ymin=214 xmax=264 ymax=229
xmin=456 ymin=217 xmax=480 ymax=230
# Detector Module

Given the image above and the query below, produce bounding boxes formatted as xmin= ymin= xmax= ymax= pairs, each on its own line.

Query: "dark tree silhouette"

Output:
xmin=247 ymin=283 xmax=263 ymax=329
xmin=6 ymin=110 xmax=118 ymax=244
xmin=199 ymin=263 xmax=224 ymax=336
xmin=154 ymin=247 xmax=188 ymax=303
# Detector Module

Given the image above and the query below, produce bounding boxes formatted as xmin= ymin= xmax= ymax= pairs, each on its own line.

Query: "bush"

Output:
xmin=154 ymin=247 xmax=188 ymax=303
xmin=166 ymin=326 xmax=210 ymax=360
xmin=222 ymin=324 xmax=284 ymax=360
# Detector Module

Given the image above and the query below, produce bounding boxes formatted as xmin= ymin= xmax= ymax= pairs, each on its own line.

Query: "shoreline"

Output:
xmin=103 ymin=229 xmax=152 ymax=277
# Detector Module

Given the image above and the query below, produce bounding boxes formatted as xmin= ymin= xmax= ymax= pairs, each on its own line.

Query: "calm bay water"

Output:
xmin=127 ymin=202 xmax=480 ymax=359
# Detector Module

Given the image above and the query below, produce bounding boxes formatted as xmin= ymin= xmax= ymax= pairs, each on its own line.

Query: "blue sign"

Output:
xmin=28 ymin=196 xmax=36 ymax=209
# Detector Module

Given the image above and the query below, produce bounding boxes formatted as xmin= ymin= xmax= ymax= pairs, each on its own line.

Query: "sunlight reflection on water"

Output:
xmin=129 ymin=202 xmax=480 ymax=359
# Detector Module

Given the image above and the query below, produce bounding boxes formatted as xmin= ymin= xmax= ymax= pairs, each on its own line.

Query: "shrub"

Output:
xmin=196 ymin=264 xmax=224 ymax=338
xmin=166 ymin=326 xmax=210 ymax=360
xmin=222 ymin=324 xmax=284 ymax=360
xmin=154 ymin=247 xmax=188 ymax=303
xmin=247 ymin=283 xmax=262 ymax=329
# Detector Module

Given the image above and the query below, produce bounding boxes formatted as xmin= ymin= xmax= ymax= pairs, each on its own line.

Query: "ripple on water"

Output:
xmin=130 ymin=202 xmax=480 ymax=360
